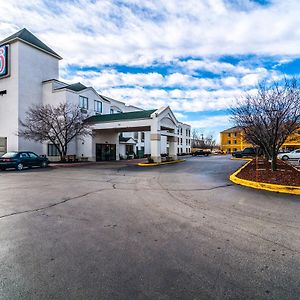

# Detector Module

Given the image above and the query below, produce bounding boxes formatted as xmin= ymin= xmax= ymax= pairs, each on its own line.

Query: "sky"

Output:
xmin=1 ymin=0 xmax=300 ymax=141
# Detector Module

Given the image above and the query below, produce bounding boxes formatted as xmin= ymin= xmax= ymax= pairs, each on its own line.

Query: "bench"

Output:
xmin=66 ymin=155 xmax=78 ymax=162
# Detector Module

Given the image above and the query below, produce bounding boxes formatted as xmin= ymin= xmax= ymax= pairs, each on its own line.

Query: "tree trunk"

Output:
xmin=60 ymin=150 xmax=67 ymax=162
xmin=271 ymin=155 xmax=277 ymax=171
xmin=60 ymin=154 xmax=66 ymax=162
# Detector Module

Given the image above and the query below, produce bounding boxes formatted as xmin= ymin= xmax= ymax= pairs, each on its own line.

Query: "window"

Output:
xmin=227 ymin=133 xmax=231 ymax=137
xmin=28 ymin=152 xmax=38 ymax=158
xmin=79 ymin=96 xmax=88 ymax=110
xmin=48 ymin=144 xmax=59 ymax=156
xmin=134 ymin=132 xmax=138 ymax=140
xmin=94 ymin=100 xmax=102 ymax=114
xmin=181 ymin=138 xmax=183 ymax=145
xmin=228 ymin=140 xmax=231 ymax=144
xmin=141 ymin=132 xmax=145 ymax=142
xmin=234 ymin=132 xmax=237 ymax=137
xmin=234 ymin=140 xmax=237 ymax=144
xmin=110 ymin=108 xmax=114 ymax=114
xmin=20 ymin=153 xmax=29 ymax=158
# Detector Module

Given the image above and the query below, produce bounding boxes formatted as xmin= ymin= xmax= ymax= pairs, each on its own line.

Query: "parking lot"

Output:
xmin=0 ymin=155 xmax=299 ymax=299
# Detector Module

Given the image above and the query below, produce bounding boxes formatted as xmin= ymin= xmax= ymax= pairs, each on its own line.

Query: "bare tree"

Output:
xmin=192 ymin=129 xmax=216 ymax=150
xmin=204 ymin=134 xmax=216 ymax=151
xmin=231 ymin=79 xmax=300 ymax=171
xmin=191 ymin=129 xmax=204 ymax=148
xmin=19 ymin=102 xmax=92 ymax=161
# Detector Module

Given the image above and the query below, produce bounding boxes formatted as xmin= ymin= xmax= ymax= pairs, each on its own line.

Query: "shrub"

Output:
xmin=147 ymin=157 xmax=154 ymax=163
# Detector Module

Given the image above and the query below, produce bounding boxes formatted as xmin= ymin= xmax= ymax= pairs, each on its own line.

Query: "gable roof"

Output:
xmin=220 ymin=126 xmax=243 ymax=133
xmin=85 ymin=109 xmax=157 ymax=124
xmin=0 ymin=28 xmax=62 ymax=59
xmin=55 ymin=82 xmax=87 ymax=92
xmin=119 ymin=137 xmax=136 ymax=144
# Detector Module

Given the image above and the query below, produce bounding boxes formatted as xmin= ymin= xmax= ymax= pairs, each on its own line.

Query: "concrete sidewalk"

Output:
xmin=49 ymin=158 xmax=147 ymax=168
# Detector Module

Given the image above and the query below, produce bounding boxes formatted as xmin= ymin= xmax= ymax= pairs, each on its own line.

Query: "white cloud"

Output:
xmin=188 ymin=115 xmax=231 ymax=130
xmin=0 ymin=0 xmax=297 ymax=135
xmin=1 ymin=0 xmax=300 ymax=67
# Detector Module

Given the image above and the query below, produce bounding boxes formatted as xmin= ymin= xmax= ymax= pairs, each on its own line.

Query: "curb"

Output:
xmin=229 ymin=160 xmax=300 ymax=195
xmin=137 ymin=160 xmax=185 ymax=167
xmin=50 ymin=162 xmax=96 ymax=168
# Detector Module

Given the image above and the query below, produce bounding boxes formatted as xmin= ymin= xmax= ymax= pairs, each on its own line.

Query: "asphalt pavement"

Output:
xmin=0 ymin=155 xmax=299 ymax=299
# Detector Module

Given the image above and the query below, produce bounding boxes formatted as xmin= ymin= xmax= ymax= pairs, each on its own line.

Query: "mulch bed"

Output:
xmin=236 ymin=159 xmax=300 ymax=186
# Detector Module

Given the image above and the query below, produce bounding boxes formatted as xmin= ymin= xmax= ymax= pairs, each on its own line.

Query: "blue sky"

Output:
xmin=1 ymin=0 xmax=300 ymax=141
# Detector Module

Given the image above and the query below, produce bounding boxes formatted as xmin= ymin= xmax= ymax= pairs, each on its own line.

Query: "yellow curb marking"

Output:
xmin=230 ymin=157 xmax=252 ymax=161
xmin=230 ymin=159 xmax=300 ymax=195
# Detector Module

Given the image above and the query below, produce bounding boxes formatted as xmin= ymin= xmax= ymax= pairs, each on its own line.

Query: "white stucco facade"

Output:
xmin=0 ymin=29 xmax=191 ymax=161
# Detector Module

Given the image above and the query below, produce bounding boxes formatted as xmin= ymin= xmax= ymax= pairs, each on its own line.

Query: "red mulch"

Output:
xmin=236 ymin=159 xmax=300 ymax=186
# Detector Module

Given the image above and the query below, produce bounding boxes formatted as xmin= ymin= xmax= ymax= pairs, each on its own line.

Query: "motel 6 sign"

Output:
xmin=0 ymin=45 xmax=9 ymax=78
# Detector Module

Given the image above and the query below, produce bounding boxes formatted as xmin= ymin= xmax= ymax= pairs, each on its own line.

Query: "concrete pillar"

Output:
xmin=168 ymin=136 xmax=178 ymax=161
xmin=150 ymin=133 xmax=161 ymax=162
xmin=115 ymin=133 xmax=120 ymax=160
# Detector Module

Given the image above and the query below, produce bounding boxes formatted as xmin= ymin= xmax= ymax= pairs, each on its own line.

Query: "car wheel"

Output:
xmin=282 ymin=155 xmax=289 ymax=161
xmin=16 ymin=163 xmax=24 ymax=171
xmin=41 ymin=161 xmax=48 ymax=168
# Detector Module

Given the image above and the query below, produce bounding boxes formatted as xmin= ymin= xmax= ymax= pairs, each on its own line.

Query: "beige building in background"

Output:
xmin=220 ymin=126 xmax=300 ymax=153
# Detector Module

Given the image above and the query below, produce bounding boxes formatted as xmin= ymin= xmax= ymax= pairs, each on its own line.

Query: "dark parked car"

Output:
xmin=192 ymin=150 xmax=211 ymax=156
xmin=232 ymin=147 xmax=257 ymax=158
xmin=0 ymin=151 xmax=49 ymax=171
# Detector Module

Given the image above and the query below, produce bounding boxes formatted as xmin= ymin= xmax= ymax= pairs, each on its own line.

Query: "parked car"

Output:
xmin=192 ymin=150 xmax=211 ymax=156
xmin=278 ymin=149 xmax=300 ymax=161
xmin=232 ymin=147 xmax=257 ymax=158
xmin=0 ymin=151 xmax=49 ymax=171
xmin=212 ymin=149 xmax=224 ymax=155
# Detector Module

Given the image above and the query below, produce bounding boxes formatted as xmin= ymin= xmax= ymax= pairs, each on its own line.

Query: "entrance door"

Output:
xmin=96 ymin=144 xmax=116 ymax=161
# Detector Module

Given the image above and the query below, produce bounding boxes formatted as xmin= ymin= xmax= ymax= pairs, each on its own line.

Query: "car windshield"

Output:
xmin=2 ymin=152 xmax=18 ymax=158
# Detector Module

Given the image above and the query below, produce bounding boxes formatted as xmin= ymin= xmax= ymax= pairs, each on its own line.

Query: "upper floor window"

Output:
xmin=228 ymin=140 xmax=231 ymax=144
xmin=227 ymin=133 xmax=231 ymax=137
xmin=79 ymin=96 xmax=88 ymax=110
xmin=94 ymin=100 xmax=102 ymax=114
xmin=234 ymin=132 xmax=237 ymax=137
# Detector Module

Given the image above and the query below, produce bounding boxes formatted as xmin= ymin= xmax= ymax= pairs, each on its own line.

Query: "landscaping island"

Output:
xmin=237 ymin=159 xmax=300 ymax=186
xmin=230 ymin=158 xmax=300 ymax=195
